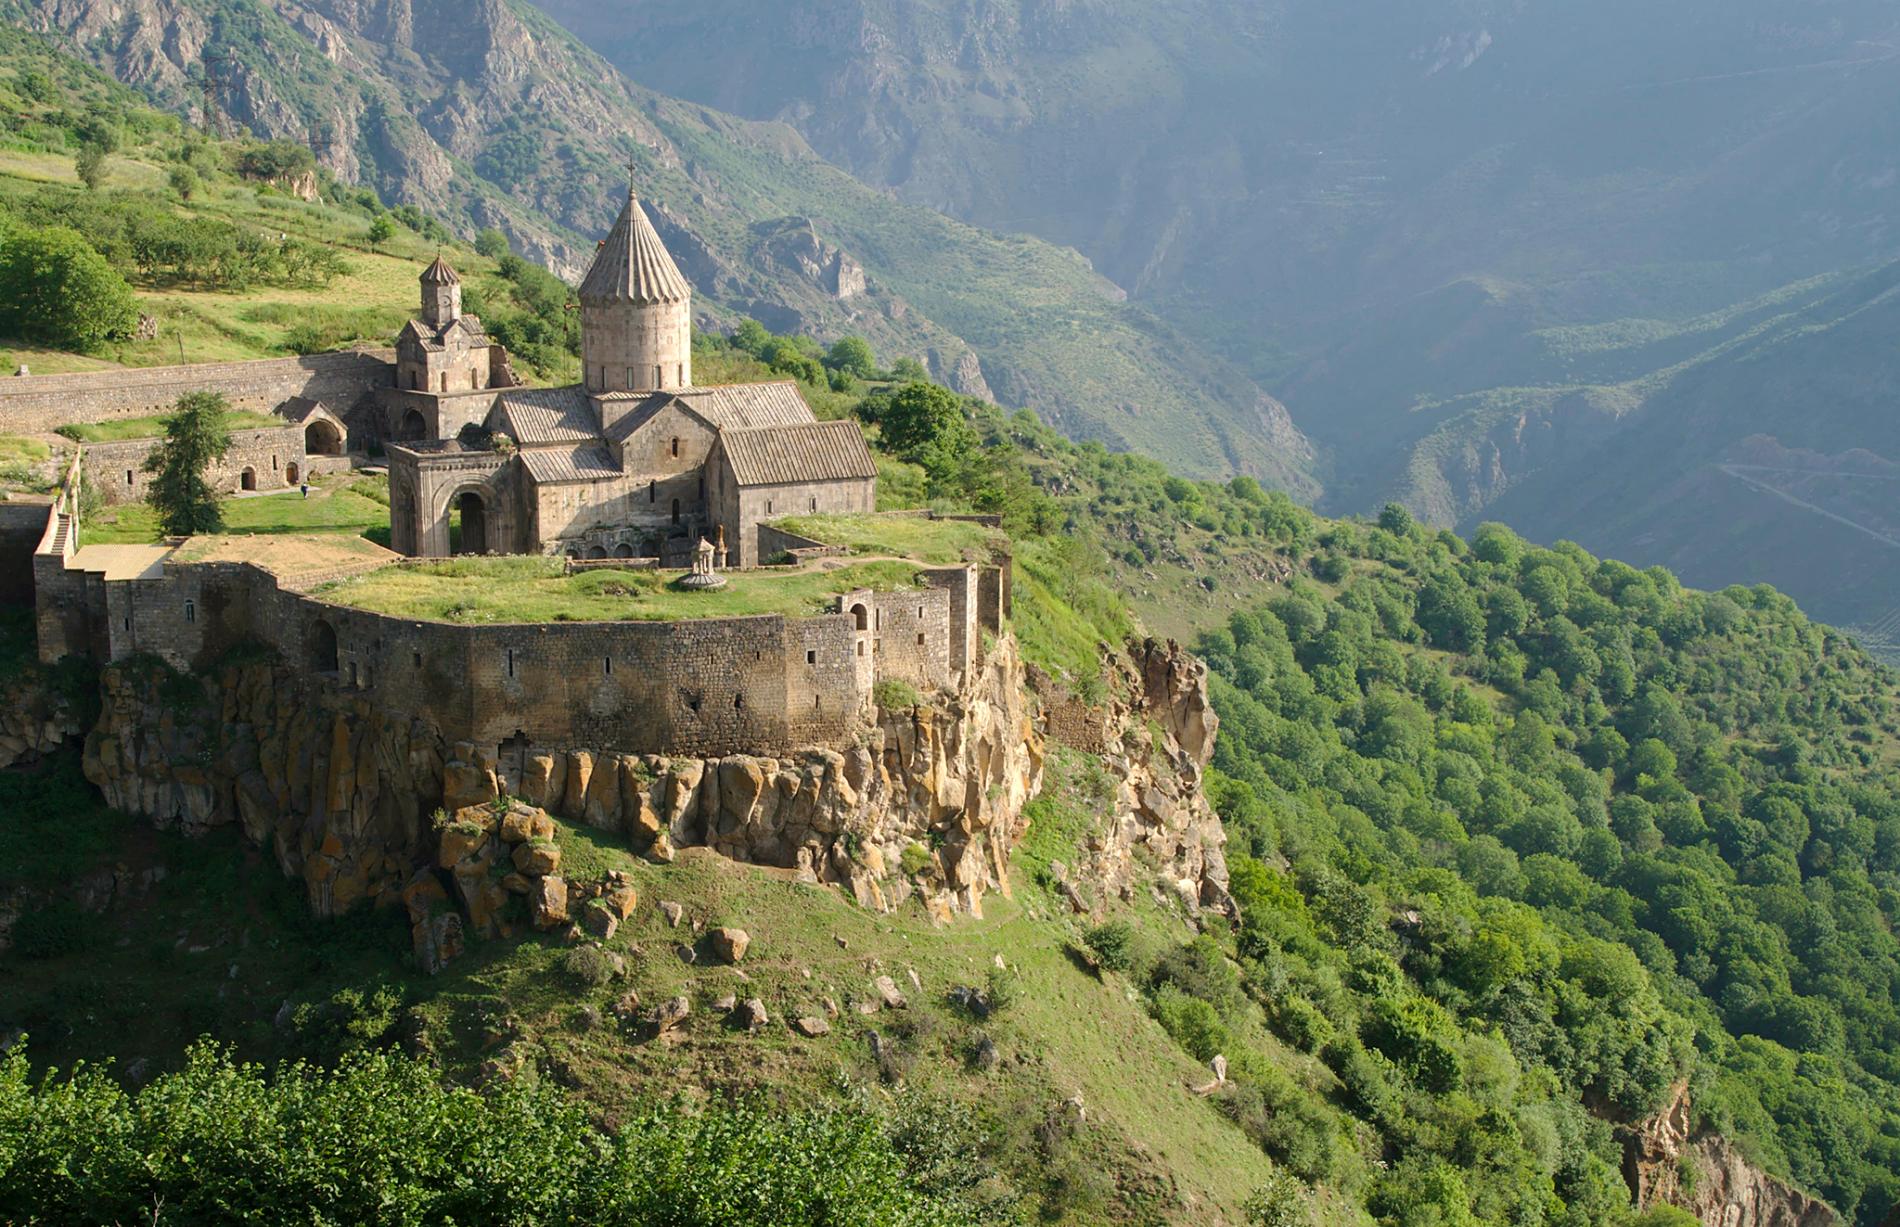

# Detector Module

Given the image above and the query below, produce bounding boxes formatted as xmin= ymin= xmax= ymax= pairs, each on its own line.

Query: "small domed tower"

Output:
xmin=419 ymin=255 xmax=461 ymax=329
xmin=578 ymin=189 xmax=692 ymax=395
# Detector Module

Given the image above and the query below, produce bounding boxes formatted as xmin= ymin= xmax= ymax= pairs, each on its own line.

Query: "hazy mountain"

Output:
xmin=532 ymin=0 xmax=1900 ymax=646
xmin=8 ymin=0 xmax=1315 ymax=486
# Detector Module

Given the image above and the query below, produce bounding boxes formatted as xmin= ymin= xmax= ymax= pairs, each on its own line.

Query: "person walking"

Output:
xmin=300 ymin=481 xmax=309 ymax=499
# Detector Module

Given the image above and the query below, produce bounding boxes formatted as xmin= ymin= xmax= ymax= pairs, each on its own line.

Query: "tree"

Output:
xmin=167 ymin=164 xmax=200 ymax=200
xmin=880 ymin=380 xmax=966 ymax=462
xmin=367 ymin=214 xmax=395 ymax=247
xmin=474 ymin=227 xmax=510 ymax=259
xmin=890 ymin=355 xmax=928 ymax=381
xmin=143 ymin=392 xmax=233 ymax=536
xmin=0 ymin=225 xmax=138 ymax=350
xmin=824 ymin=335 xmax=878 ymax=380
xmin=73 ymin=144 xmax=106 ymax=190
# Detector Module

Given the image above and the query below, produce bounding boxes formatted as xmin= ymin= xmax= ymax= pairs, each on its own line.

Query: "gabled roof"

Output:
xmin=520 ymin=445 xmax=621 ymax=485
xmin=718 ymin=419 xmax=877 ymax=488
xmin=577 ymin=192 xmax=691 ymax=306
xmin=601 ymin=380 xmax=818 ymax=445
xmin=491 ymin=386 xmax=597 ymax=445
xmin=421 ymin=255 xmax=460 ymax=285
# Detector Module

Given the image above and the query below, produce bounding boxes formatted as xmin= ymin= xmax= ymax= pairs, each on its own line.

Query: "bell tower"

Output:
xmin=419 ymin=255 xmax=461 ymax=329
xmin=577 ymin=185 xmax=693 ymax=396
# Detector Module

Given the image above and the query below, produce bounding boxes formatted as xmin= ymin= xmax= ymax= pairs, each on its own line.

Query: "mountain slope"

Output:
xmin=6 ymin=0 xmax=1315 ymax=486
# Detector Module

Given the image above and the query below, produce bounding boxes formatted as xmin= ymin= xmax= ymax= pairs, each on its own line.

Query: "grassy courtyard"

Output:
xmin=313 ymin=556 xmax=927 ymax=624
xmin=770 ymin=512 xmax=1004 ymax=564
xmin=81 ymin=474 xmax=392 ymax=545
xmin=56 ymin=409 xmax=286 ymax=443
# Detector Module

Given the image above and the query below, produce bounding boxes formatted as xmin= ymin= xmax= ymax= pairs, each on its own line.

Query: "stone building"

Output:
xmin=386 ymin=190 xmax=876 ymax=564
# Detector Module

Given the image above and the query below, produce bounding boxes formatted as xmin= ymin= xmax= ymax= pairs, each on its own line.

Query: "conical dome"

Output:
xmin=578 ymin=192 xmax=691 ymax=305
xmin=420 ymin=255 xmax=460 ymax=285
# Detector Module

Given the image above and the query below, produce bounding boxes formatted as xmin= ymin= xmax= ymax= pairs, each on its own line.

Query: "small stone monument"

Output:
xmin=679 ymin=534 xmax=726 ymax=590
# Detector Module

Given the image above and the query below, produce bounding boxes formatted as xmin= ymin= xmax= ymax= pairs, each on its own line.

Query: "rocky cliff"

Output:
xmin=79 ymin=636 xmax=1041 ymax=927
xmin=1624 ymin=1080 xmax=1841 ymax=1227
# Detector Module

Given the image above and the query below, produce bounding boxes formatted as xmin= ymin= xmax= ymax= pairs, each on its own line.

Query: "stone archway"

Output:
xmin=239 ymin=467 xmax=256 ymax=491
xmin=309 ymin=620 xmax=338 ymax=673
xmin=399 ymin=409 xmax=428 ymax=441
xmin=613 ymin=543 xmax=634 ymax=559
xmin=285 ymin=461 xmax=300 ymax=486
xmin=850 ymin=602 xmax=869 ymax=631
xmin=305 ymin=419 xmax=343 ymax=456
xmin=452 ymin=490 xmax=488 ymax=555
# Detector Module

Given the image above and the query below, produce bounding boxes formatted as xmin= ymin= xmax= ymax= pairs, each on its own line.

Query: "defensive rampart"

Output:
xmin=0 ymin=350 xmax=393 ymax=434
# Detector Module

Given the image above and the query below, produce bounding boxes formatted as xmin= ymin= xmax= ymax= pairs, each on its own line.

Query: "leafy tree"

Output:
xmin=474 ymin=227 xmax=510 ymax=258
xmin=0 ymin=225 xmax=137 ymax=350
xmin=73 ymin=144 xmax=106 ymax=190
xmin=366 ymin=214 xmax=395 ymax=247
xmin=880 ymin=380 xmax=968 ymax=462
xmin=142 ymin=392 xmax=233 ymax=536
xmin=825 ymin=334 xmax=878 ymax=379
xmin=166 ymin=163 xmax=199 ymax=200
xmin=891 ymin=355 xmax=929 ymax=381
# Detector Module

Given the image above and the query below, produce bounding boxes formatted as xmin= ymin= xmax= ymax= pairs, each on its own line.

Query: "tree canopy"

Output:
xmin=142 ymin=392 xmax=233 ymax=536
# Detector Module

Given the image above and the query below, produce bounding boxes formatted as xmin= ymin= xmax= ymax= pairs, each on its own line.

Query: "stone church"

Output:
xmin=386 ymin=190 xmax=877 ymax=565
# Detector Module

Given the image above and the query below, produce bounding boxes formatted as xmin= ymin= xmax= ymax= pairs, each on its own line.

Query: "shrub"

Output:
xmin=1151 ymin=985 xmax=1228 ymax=1062
xmin=1083 ymin=920 xmax=1135 ymax=972
xmin=984 ymin=965 xmax=1021 ymax=1016
xmin=899 ymin=842 xmax=931 ymax=877
xmin=0 ymin=225 xmax=137 ymax=350
xmin=874 ymin=679 xmax=921 ymax=710
xmin=562 ymin=945 xmax=615 ymax=988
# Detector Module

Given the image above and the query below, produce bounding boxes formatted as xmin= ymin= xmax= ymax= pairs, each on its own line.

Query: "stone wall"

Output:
xmin=0 ymin=501 xmax=52 ymax=604
xmin=0 ymin=350 xmax=393 ymax=435
xmin=83 ymin=426 xmax=308 ymax=506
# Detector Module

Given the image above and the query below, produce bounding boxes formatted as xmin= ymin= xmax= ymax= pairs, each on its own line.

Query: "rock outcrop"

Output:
xmin=1030 ymin=637 xmax=1232 ymax=916
xmin=1624 ymin=1080 xmax=1840 ymax=1227
xmin=77 ymin=634 xmax=1043 ymax=925
xmin=0 ymin=671 xmax=84 ymax=771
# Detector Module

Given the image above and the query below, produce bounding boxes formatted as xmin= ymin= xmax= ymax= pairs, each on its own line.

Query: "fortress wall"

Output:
xmin=83 ymin=426 xmax=306 ymax=505
xmin=730 ymin=478 xmax=876 ymax=566
xmin=866 ymin=587 xmax=953 ymax=690
xmin=41 ymin=545 xmax=1001 ymax=759
xmin=923 ymin=566 xmax=979 ymax=677
xmin=0 ymin=351 xmax=394 ymax=435
xmin=0 ymin=502 xmax=52 ymax=604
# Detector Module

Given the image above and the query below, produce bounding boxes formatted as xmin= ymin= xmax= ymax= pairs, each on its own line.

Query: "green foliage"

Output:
xmin=473 ymin=227 xmax=510 ymax=258
xmin=825 ymin=334 xmax=879 ymax=379
xmin=1083 ymin=920 xmax=1135 ymax=972
xmin=881 ymin=381 xmax=972 ymax=463
xmin=165 ymin=163 xmax=199 ymax=200
xmin=0 ymin=1041 xmax=984 ymax=1225
xmin=287 ymin=984 xmax=403 ymax=1062
xmin=561 ymin=944 xmax=615 ymax=988
xmin=72 ymin=143 xmax=105 ymax=190
xmin=875 ymin=679 xmax=922 ymax=710
xmin=142 ymin=391 xmax=233 ymax=536
xmin=0 ymin=224 xmax=137 ymax=350
xmin=366 ymin=213 xmax=394 ymax=246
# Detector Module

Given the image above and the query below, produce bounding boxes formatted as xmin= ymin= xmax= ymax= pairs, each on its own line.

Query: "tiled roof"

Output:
xmin=520 ymin=445 xmax=621 ymax=485
xmin=421 ymin=255 xmax=461 ymax=285
xmin=718 ymin=419 xmax=876 ymax=487
xmin=675 ymin=382 xmax=814 ymax=430
xmin=578 ymin=192 xmax=691 ymax=305
xmin=492 ymin=386 xmax=597 ymax=445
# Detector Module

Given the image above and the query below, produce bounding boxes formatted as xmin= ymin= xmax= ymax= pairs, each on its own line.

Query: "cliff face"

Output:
xmin=1624 ymin=1080 xmax=1841 ymax=1227
xmin=79 ymin=636 xmax=1043 ymax=924
xmin=1032 ymin=637 xmax=1232 ymax=916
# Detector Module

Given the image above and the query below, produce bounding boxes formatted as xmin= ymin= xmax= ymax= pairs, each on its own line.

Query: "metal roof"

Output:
xmin=718 ymin=419 xmax=877 ymax=487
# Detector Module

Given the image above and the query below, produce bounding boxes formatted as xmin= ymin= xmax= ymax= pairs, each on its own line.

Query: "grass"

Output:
xmin=0 ymin=144 xmax=501 ymax=375
xmin=56 ymin=409 xmax=284 ymax=444
xmin=316 ymin=557 xmax=928 ymax=624
xmin=2 ymin=747 xmax=1274 ymax=1221
xmin=82 ymin=476 xmax=393 ymax=545
xmin=0 ymin=433 xmax=55 ymax=492
xmin=771 ymin=512 xmax=1005 ymax=565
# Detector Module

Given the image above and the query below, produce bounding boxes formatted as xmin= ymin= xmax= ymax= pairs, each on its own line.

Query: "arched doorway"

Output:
xmin=285 ymin=461 xmax=300 ymax=486
xmin=398 ymin=409 xmax=428 ymax=442
xmin=304 ymin=419 xmax=343 ymax=456
xmin=451 ymin=490 xmax=487 ymax=555
xmin=309 ymin=620 xmax=338 ymax=673
xmin=850 ymin=602 xmax=869 ymax=631
xmin=586 ymin=546 xmax=607 ymax=560
xmin=613 ymin=543 xmax=634 ymax=558
xmin=239 ymin=467 xmax=256 ymax=491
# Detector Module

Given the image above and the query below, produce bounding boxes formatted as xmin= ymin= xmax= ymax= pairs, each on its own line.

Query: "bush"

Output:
xmin=166 ymin=163 xmax=199 ymax=200
xmin=1084 ymin=920 xmax=1135 ymax=972
xmin=9 ymin=901 xmax=95 ymax=959
xmin=874 ymin=679 xmax=921 ymax=710
xmin=1151 ymin=985 xmax=1229 ymax=1061
xmin=562 ymin=945 xmax=615 ymax=988
xmin=899 ymin=842 xmax=931 ymax=877
xmin=0 ymin=225 xmax=137 ymax=350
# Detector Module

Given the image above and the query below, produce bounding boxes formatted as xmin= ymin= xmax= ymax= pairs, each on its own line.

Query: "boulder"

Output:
xmin=734 ymin=998 xmax=769 ymax=1032
xmin=531 ymin=875 xmax=568 ymax=930
xmin=708 ymin=927 xmax=750 ymax=963
xmin=792 ymin=1015 xmax=831 ymax=1037
xmin=650 ymin=995 xmax=691 ymax=1037
xmin=599 ymin=873 xmax=637 ymax=920
xmin=436 ymin=817 xmax=490 ymax=870
xmin=579 ymin=900 xmax=619 ymax=941
xmin=874 ymin=975 xmax=908 ymax=1010
xmin=660 ymin=900 xmax=684 ymax=927
xmin=512 ymin=839 xmax=561 ymax=877
xmin=499 ymin=805 xmax=537 ymax=844
xmin=442 ymin=759 xmax=495 ymax=813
